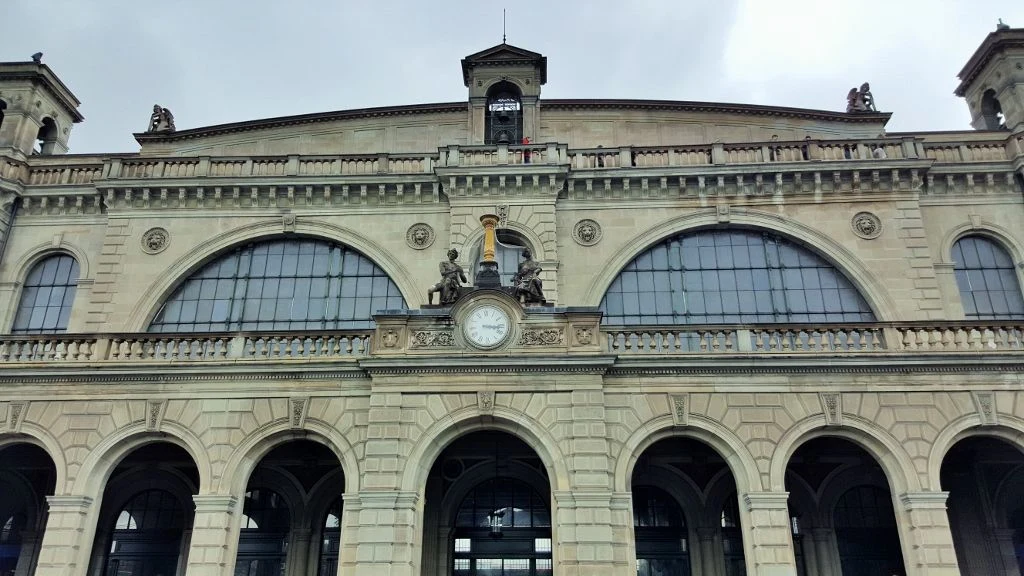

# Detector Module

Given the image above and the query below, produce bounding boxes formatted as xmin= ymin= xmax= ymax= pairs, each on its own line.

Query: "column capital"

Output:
xmin=192 ymin=494 xmax=238 ymax=513
xmin=45 ymin=495 xmax=93 ymax=511
xmin=743 ymin=491 xmax=790 ymax=510
xmin=899 ymin=491 xmax=949 ymax=510
xmin=346 ymin=490 xmax=419 ymax=509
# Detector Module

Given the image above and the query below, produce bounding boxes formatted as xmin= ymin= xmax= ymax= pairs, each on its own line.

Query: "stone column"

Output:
xmin=992 ymin=529 xmax=1022 ymax=576
xmin=339 ymin=491 xmax=419 ymax=576
xmin=288 ymin=528 xmax=312 ymax=576
xmin=184 ymin=494 xmax=239 ymax=576
xmin=34 ymin=495 xmax=94 ymax=576
xmin=898 ymin=492 xmax=960 ymax=576
xmin=12 ymin=531 xmax=40 ymax=576
xmin=810 ymin=528 xmax=836 ymax=576
xmin=696 ymin=527 xmax=719 ymax=576
xmin=742 ymin=492 xmax=798 ymax=576
xmin=550 ymin=491 xmax=633 ymax=576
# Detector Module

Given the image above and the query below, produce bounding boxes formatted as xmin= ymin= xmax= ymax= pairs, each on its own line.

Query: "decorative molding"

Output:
xmin=496 ymin=204 xmax=509 ymax=227
xmin=290 ymin=397 xmax=309 ymax=428
xmin=971 ymin=390 xmax=997 ymax=425
xmin=145 ymin=398 xmax=166 ymax=431
xmin=573 ymin=326 xmax=595 ymax=346
xmin=518 ymin=328 xmax=564 ymax=346
xmin=572 ymin=219 xmax=602 ymax=246
xmin=192 ymin=494 xmax=238 ymax=513
xmin=819 ymin=392 xmax=842 ymax=426
xmin=670 ymin=393 xmax=689 ymax=426
xmin=478 ymin=390 xmax=495 ymax=414
xmin=405 ymin=223 xmax=435 ymax=250
xmin=7 ymin=401 xmax=26 ymax=432
xmin=899 ymin=491 xmax=950 ymax=511
xmin=380 ymin=329 xmax=401 ymax=348
xmin=743 ymin=492 xmax=791 ymax=510
xmin=282 ymin=213 xmax=296 ymax=233
xmin=716 ymin=204 xmax=730 ymax=223
xmin=851 ymin=211 xmax=882 ymax=239
xmin=410 ymin=330 xmax=456 ymax=348
xmin=141 ymin=227 xmax=169 ymax=254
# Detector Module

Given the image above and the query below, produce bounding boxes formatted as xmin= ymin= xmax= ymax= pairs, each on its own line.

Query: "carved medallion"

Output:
xmin=519 ymin=328 xmax=564 ymax=346
xmin=381 ymin=329 xmax=400 ymax=348
xmin=141 ymin=227 xmax=170 ymax=254
xmin=572 ymin=219 xmax=602 ymax=246
xmin=574 ymin=326 xmax=594 ymax=346
xmin=851 ymin=212 xmax=882 ymax=239
xmin=406 ymin=223 xmax=435 ymax=250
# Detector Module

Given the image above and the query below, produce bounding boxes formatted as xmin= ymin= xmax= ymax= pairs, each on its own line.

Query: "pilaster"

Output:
xmin=340 ymin=490 xmax=419 ymax=576
xmin=551 ymin=490 xmax=633 ymax=576
xmin=898 ymin=491 xmax=960 ymax=576
xmin=742 ymin=492 xmax=798 ymax=576
xmin=35 ymin=495 xmax=93 ymax=576
xmin=184 ymin=494 xmax=239 ymax=576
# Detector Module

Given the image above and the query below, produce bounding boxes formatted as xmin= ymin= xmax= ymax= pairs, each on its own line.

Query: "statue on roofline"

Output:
xmin=846 ymin=83 xmax=876 ymax=113
xmin=427 ymin=248 xmax=468 ymax=306
xmin=147 ymin=104 xmax=176 ymax=133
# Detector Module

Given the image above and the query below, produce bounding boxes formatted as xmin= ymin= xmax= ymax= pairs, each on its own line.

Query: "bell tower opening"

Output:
xmin=980 ymin=89 xmax=1006 ymax=130
xmin=956 ymin=23 xmax=1024 ymax=131
xmin=485 ymin=82 xmax=523 ymax=145
xmin=35 ymin=117 xmax=58 ymax=154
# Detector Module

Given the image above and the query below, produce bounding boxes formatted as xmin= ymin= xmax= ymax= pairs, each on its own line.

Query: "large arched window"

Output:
xmin=952 ymin=235 xmax=1024 ymax=319
xmin=600 ymin=229 xmax=874 ymax=325
xmin=473 ymin=230 xmax=529 ymax=287
xmin=149 ymin=238 xmax=406 ymax=332
xmin=12 ymin=253 xmax=79 ymax=334
xmin=235 ymin=489 xmax=290 ymax=576
xmin=833 ymin=486 xmax=902 ymax=576
xmin=633 ymin=485 xmax=690 ymax=576
xmin=485 ymin=82 xmax=523 ymax=145
xmin=106 ymin=490 xmax=187 ymax=576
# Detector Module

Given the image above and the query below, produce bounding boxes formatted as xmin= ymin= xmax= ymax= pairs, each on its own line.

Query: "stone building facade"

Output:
xmin=0 ymin=26 xmax=1023 ymax=576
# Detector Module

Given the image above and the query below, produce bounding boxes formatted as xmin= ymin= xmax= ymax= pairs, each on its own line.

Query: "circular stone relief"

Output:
xmin=851 ymin=212 xmax=882 ymax=239
xmin=573 ymin=219 xmax=602 ymax=246
xmin=406 ymin=223 xmax=435 ymax=250
xmin=141 ymin=227 xmax=170 ymax=254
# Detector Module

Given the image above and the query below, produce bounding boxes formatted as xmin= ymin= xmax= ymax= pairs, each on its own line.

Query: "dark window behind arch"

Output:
xmin=106 ymin=490 xmax=187 ymax=576
xmin=149 ymin=238 xmax=406 ymax=332
xmin=235 ymin=488 xmax=290 ymax=576
xmin=12 ymin=253 xmax=79 ymax=334
xmin=600 ymin=229 xmax=874 ymax=325
xmin=633 ymin=485 xmax=690 ymax=576
xmin=833 ymin=486 xmax=903 ymax=576
xmin=952 ymin=235 xmax=1024 ymax=319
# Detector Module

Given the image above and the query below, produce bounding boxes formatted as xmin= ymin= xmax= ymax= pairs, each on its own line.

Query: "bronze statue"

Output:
xmin=148 ymin=105 xmax=176 ymax=133
xmin=512 ymin=249 xmax=545 ymax=305
xmin=427 ymin=248 xmax=468 ymax=306
xmin=846 ymin=83 xmax=876 ymax=113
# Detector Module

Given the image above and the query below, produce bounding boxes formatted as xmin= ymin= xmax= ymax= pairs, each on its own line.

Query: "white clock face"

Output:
xmin=463 ymin=305 xmax=511 ymax=349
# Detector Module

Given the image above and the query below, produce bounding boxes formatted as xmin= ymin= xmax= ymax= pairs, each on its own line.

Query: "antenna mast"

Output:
xmin=503 ymin=9 xmax=507 ymax=43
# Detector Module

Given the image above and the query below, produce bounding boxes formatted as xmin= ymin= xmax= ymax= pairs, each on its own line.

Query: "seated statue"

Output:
xmin=512 ymin=249 xmax=545 ymax=305
xmin=846 ymin=83 xmax=876 ymax=113
xmin=148 ymin=104 xmax=176 ymax=133
xmin=427 ymin=249 xmax=468 ymax=306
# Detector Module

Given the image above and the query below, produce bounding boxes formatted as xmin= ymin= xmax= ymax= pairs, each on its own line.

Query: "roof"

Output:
xmin=955 ymin=27 xmax=1024 ymax=96
xmin=0 ymin=62 xmax=85 ymax=122
xmin=460 ymin=43 xmax=548 ymax=86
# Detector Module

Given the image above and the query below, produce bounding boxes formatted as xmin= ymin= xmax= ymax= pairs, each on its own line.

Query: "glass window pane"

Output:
xmin=12 ymin=255 xmax=80 ymax=334
xmin=952 ymin=236 xmax=1024 ymax=319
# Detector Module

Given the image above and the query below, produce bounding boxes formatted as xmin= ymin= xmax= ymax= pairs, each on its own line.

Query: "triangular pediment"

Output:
xmin=461 ymin=43 xmax=547 ymax=86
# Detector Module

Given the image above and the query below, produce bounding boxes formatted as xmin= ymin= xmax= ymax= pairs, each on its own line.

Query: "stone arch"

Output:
xmin=926 ymin=414 xmax=1024 ymax=491
xmin=939 ymin=221 xmax=1024 ymax=266
xmin=768 ymin=414 xmax=920 ymax=494
xmin=0 ymin=424 xmax=68 ymax=493
xmin=631 ymin=465 xmax=706 ymax=531
xmin=438 ymin=458 xmax=550 ymax=526
xmin=124 ymin=218 xmax=419 ymax=331
xmin=981 ymin=88 xmax=1005 ymax=130
xmin=584 ymin=207 xmax=898 ymax=321
xmin=400 ymin=405 xmax=570 ymax=494
xmin=481 ymin=77 xmax=529 ymax=96
xmin=220 ymin=419 xmax=360 ymax=497
xmin=7 ymin=241 xmax=91 ymax=282
xmin=613 ymin=414 xmax=762 ymax=496
xmin=461 ymin=219 xmax=551 ymax=264
xmin=71 ymin=422 xmax=212 ymax=496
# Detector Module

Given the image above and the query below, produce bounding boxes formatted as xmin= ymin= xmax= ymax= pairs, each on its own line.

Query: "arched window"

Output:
xmin=633 ymin=485 xmax=690 ymax=576
xmin=12 ymin=253 xmax=79 ymax=334
xmin=107 ymin=490 xmax=187 ymax=576
xmin=317 ymin=496 xmax=343 ymax=576
xmin=149 ymin=238 xmax=406 ymax=332
xmin=721 ymin=495 xmax=747 ymax=576
xmin=474 ymin=230 xmax=529 ymax=287
xmin=235 ymin=489 xmax=290 ymax=576
xmin=453 ymin=478 xmax=552 ymax=576
xmin=485 ymin=82 xmax=523 ymax=145
xmin=35 ymin=117 xmax=57 ymax=155
xmin=981 ymin=89 xmax=1006 ymax=130
xmin=833 ymin=486 xmax=902 ymax=576
xmin=600 ymin=229 xmax=874 ymax=325
xmin=952 ymin=235 xmax=1024 ymax=319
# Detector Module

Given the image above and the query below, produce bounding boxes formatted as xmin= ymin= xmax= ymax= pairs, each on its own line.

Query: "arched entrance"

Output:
xmin=784 ymin=437 xmax=905 ymax=576
xmin=234 ymin=440 xmax=345 ymax=576
xmin=631 ymin=437 xmax=747 ymax=576
xmin=87 ymin=442 xmax=199 ymax=576
xmin=941 ymin=436 xmax=1024 ymax=575
xmin=0 ymin=444 xmax=56 ymax=576
xmin=421 ymin=431 xmax=552 ymax=576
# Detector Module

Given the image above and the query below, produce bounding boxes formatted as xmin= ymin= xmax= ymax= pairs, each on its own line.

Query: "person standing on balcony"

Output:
xmin=522 ymin=137 xmax=531 ymax=163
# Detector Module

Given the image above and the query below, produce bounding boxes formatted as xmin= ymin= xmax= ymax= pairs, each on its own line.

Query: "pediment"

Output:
xmin=461 ymin=43 xmax=547 ymax=86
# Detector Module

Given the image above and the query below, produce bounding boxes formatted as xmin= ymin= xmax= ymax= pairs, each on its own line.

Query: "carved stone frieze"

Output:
xmin=519 ymin=328 xmax=564 ymax=346
xmin=141 ymin=227 xmax=170 ymax=254
xmin=411 ymin=330 xmax=456 ymax=348
xmin=405 ymin=223 xmax=435 ymax=250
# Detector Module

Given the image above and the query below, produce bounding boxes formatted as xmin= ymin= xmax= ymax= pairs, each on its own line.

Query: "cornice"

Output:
xmin=955 ymin=28 xmax=1024 ymax=95
xmin=541 ymin=99 xmax=892 ymax=124
xmin=606 ymin=354 xmax=1024 ymax=377
xmin=0 ymin=364 xmax=369 ymax=385
xmin=358 ymin=355 xmax=616 ymax=376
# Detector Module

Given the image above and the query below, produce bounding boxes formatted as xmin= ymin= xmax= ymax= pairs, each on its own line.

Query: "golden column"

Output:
xmin=476 ymin=213 xmax=502 ymax=288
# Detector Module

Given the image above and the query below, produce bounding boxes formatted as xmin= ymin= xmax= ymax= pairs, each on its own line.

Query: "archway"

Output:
xmin=421 ymin=431 xmax=552 ymax=576
xmin=941 ymin=436 xmax=1024 ymax=576
xmin=87 ymin=442 xmax=199 ymax=576
xmin=34 ymin=118 xmax=57 ymax=155
xmin=981 ymin=89 xmax=1006 ymax=130
xmin=784 ymin=437 xmax=905 ymax=576
xmin=0 ymin=444 xmax=56 ymax=576
xmin=233 ymin=440 xmax=345 ymax=576
xmin=631 ymin=437 xmax=747 ymax=576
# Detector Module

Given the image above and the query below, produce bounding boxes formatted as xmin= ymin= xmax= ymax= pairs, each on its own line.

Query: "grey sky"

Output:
xmin=4 ymin=0 xmax=1023 ymax=153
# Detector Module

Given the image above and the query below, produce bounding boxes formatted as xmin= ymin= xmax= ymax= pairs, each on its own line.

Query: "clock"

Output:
xmin=463 ymin=305 xmax=512 ymax=349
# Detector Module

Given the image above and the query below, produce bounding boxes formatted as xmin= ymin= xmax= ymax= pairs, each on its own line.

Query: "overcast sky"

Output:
xmin=4 ymin=0 xmax=1023 ymax=153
